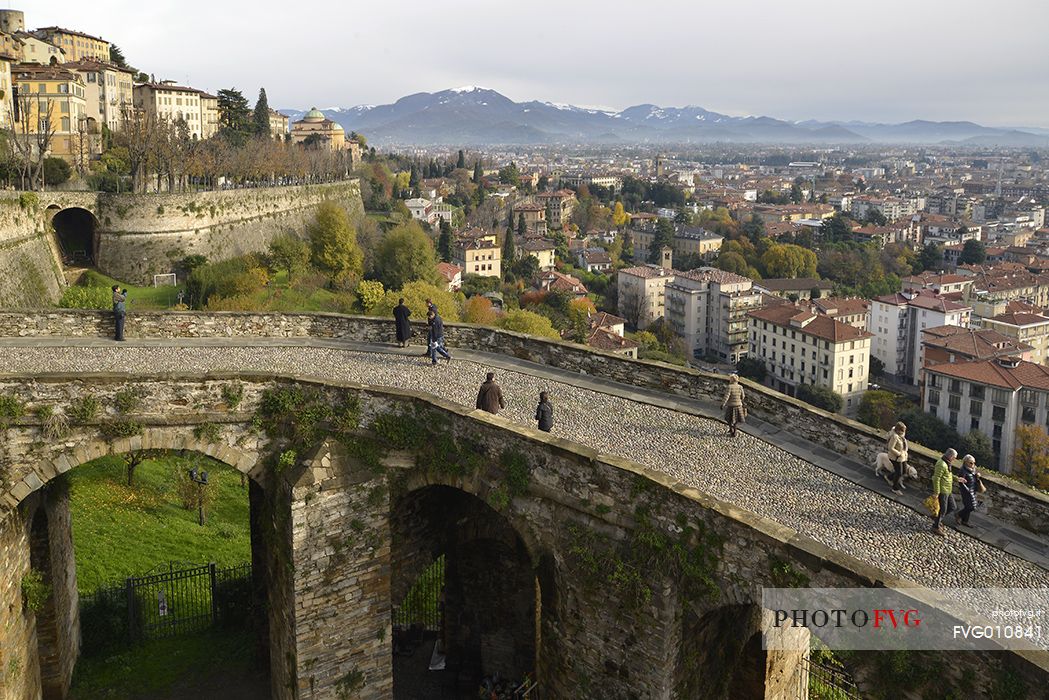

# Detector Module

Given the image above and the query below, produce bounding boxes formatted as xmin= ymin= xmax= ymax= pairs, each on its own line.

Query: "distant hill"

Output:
xmin=280 ymin=87 xmax=1049 ymax=147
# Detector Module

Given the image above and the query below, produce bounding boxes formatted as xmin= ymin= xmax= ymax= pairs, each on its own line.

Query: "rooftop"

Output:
xmin=749 ymin=303 xmax=872 ymax=343
xmin=757 ymin=277 xmax=833 ymax=292
xmin=920 ymin=325 xmax=1032 ymax=358
xmin=927 ymin=357 xmax=1049 ymax=391
xmin=618 ymin=265 xmax=674 ymax=280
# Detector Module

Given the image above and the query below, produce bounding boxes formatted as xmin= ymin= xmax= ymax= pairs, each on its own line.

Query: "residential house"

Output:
xmin=632 ymin=225 xmax=723 ymax=263
xmin=901 ymin=273 xmax=972 ymax=296
xmin=512 ymin=201 xmax=547 ymax=236
xmin=453 ymin=238 xmax=501 ymax=278
xmin=436 ymin=262 xmax=462 ymax=292
xmin=268 ymin=109 xmax=288 ymax=140
xmin=577 ymin=247 xmax=612 ymax=273
xmin=534 ymin=189 xmax=576 ymax=230
xmin=981 ymin=311 xmax=1049 ymax=365
xmin=133 ymin=81 xmax=212 ymax=139
xmin=538 ymin=270 xmax=587 ymax=297
xmin=921 ymin=325 xmax=1032 ymax=389
xmin=11 ymin=62 xmax=93 ymax=164
xmin=520 ymin=239 xmax=556 ymax=271
xmin=755 ymin=278 xmax=834 ymax=300
xmin=405 ymin=198 xmax=436 ymax=227
xmin=617 ymin=252 xmax=675 ymax=329
xmin=809 ymin=297 xmax=869 ymax=330
xmin=923 ymin=357 xmax=1049 ymax=471
xmin=16 ymin=34 xmax=65 ymax=65
xmin=665 ymin=267 xmax=761 ymax=363
xmin=748 ymin=303 xmax=873 ymax=413
xmin=32 ymin=26 xmax=109 ymax=62
xmin=868 ymin=290 xmax=972 ymax=385
xmin=64 ymin=58 xmax=134 ymax=133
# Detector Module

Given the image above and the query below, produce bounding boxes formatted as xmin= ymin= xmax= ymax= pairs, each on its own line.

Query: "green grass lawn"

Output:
xmin=70 ymin=628 xmax=264 ymax=700
xmin=78 ymin=269 xmax=184 ymax=310
xmin=68 ymin=453 xmax=251 ymax=593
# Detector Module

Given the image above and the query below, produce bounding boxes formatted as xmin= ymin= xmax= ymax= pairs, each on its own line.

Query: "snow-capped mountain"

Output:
xmin=278 ymin=88 xmax=1049 ymax=146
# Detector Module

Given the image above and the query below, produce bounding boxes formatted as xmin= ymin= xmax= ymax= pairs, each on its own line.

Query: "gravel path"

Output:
xmin=5 ymin=343 xmax=1049 ymax=594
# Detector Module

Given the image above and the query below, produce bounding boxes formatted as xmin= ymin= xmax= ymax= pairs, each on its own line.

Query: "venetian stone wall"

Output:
xmin=0 ymin=195 xmax=66 ymax=308
xmin=0 ymin=500 xmax=41 ymax=700
xmin=1 ymin=309 xmax=1044 ymax=539
xmin=93 ymin=182 xmax=364 ymax=284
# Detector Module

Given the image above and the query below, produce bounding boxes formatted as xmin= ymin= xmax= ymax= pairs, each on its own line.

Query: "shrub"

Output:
xmin=857 ymin=390 xmax=900 ymax=430
xmin=499 ymin=309 xmax=559 ymax=339
xmin=735 ymin=357 xmax=767 ymax=383
xmin=897 ymin=408 xmax=960 ymax=454
xmin=43 ymin=157 xmax=72 ymax=186
xmin=795 ymin=384 xmax=843 ymax=413
xmin=21 ymin=570 xmax=51 ymax=613
xmin=68 ymin=396 xmax=100 ymax=422
xmin=58 ymin=285 xmax=112 ymax=309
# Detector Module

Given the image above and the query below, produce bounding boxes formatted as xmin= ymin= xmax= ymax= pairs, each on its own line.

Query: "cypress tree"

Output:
xmin=253 ymin=87 xmax=271 ymax=137
xmin=457 ymin=150 xmax=466 ymax=169
xmin=503 ymin=225 xmax=516 ymax=266
xmin=438 ymin=219 xmax=453 ymax=262
xmin=517 ymin=212 xmax=527 ymax=237
xmin=472 ymin=160 xmax=483 ymax=184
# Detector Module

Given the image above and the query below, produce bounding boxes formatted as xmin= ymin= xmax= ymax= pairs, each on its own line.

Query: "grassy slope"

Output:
xmin=68 ymin=454 xmax=251 ymax=593
xmin=78 ymin=270 xmax=183 ymax=310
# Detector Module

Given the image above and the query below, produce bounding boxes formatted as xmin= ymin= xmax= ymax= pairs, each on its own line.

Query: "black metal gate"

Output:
xmin=393 ymin=555 xmax=445 ymax=631
xmin=79 ymin=561 xmax=251 ymax=654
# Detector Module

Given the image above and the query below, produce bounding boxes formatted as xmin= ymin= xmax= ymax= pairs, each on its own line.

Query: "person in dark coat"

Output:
xmin=427 ymin=311 xmax=452 ymax=364
xmin=393 ymin=298 xmax=412 ymax=347
xmin=955 ymin=454 xmax=980 ymax=528
xmin=535 ymin=391 xmax=553 ymax=432
xmin=112 ymin=285 xmax=127 ymax=341
xmin=476 ymin=372 xmax=505 ymax=415
xmin=419 ymin=298 xmax=439 ymax=356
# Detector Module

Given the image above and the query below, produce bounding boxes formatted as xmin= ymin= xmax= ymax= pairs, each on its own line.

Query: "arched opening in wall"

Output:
xmin=391 ymin=485 xmax=541 ymax=699
xmin=48 ymin=206 xmax=99 ymax=268
xmin=31 ymin=450 xmax=274 ymax=699
xmin=677 ymin=603 xmax=767 ymax=698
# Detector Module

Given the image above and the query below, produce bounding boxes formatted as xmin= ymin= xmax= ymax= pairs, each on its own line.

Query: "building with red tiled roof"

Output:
xmin=981 ymin=310 xmax=1049 ymax=366
xmin=748 ymin=303 xmax=872 ymax=413
xmin=808 ymin=297 xmax=869 ymax=329
xmin=436 ymin=262 xmax=463 ymax=292
xmin=616 ymin=262 xmax=675 ymax=329
xmin=920 ymin=325 xmax=1032 ymax=390
xmin=869 ymin=289 xmax=972 ymax=386
xmin=667 ymin=267 xmax=761 ymax=363
xmin=924 ymin=356 xmax=1049 ymax=471
xmin=537 ymin=270 xmax=587 ymax=297
xmin=901 ymin=273 xmax=972 ymax=296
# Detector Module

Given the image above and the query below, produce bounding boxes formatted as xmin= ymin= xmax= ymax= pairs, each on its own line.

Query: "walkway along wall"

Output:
xmin=0 ymin=372 xmax=1045 ymax=698
xmin=1 ymin=308 xmax=1046 ymax=541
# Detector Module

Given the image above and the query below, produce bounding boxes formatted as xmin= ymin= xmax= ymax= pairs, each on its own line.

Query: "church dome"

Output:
xmin=303 ymin=107 xmax=325 ymax=122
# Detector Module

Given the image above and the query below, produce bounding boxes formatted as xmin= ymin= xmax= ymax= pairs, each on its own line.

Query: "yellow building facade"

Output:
xmin=291 ymin=107 xmax=346 ymax=149
xmin=11 ymin=62 xmax=93 ymax=163
xmin=33 ymin=27 xmax=109 ymax=62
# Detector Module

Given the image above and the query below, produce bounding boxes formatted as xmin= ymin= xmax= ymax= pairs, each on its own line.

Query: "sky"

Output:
xmin=25 ymin=0 xmax=1049 ymax=127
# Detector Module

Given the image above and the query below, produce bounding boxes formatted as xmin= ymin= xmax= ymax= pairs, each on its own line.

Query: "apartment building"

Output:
xmin=901 ymin=273 xmax=972 ymax=296
xmin=405 ymin=198 xmax=436 ymax=227
xmin=617 ymin=249 xmax=674 ymax=329
xmin=268 ymin=108 xmax=288 ymax=140
xmin=924 ymin=357 xmax=1049 ymax=472
xmin=921 ymin=325 xmax=1031 ymax=386
xmin=17 ymin=35 xmax=65 ymax=65
xmin=453 ymin=238 xmax=501 ymax=278
xmin=869 ymin=289 xmax=972 ymax=385
xmin=534 ymin=189 xmax=576 ymax=230
xmin=521 ymin=239 xmax=556 ymax=271
xmin=134 ymin=81 xmax=212 ymax=139
xmin=561 ymin=173 xmax=622 ymax=193
xmin=200 ymin=93 xmax=219 ymax=139
xmin=748 ymin=303 xmax=873 ymax=413
xmin=11 ymin=62 xmax=93 ymax=163
xmin=33 ymin=27 xmax=109 ymax=62
xmin=512 ymin=202 xmax=547 ymax=236
xmin=809 ymin=297 xmax=869 ymax=329
xmin=64 ymin=58 xmax=134 ymax=132
xmin=665 ymin=267 xmax=760 ymax=363
xmin=632 ymin=225 xmax=723 ymax=262
xmin=981 ymin=311 xmax=1049 ymax=365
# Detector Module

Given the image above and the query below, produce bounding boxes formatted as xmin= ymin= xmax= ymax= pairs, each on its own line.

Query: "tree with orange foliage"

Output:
xmin=463 ymin=295 xmax=499 ymax=326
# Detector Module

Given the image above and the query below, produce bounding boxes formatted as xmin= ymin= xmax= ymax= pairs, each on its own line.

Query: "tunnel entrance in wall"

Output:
xmin=391 ymin=485 xmax=541 ymax=698
xmin=48 ymin=206 xmax=99 ymax=267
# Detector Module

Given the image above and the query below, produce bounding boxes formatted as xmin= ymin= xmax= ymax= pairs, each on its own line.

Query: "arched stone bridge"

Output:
xmin=0 ymin=310 xmax=1047 ymax=699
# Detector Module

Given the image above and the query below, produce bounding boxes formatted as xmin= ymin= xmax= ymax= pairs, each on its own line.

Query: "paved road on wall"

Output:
xmin=1 ymin=337 xmax=1048 ymax=597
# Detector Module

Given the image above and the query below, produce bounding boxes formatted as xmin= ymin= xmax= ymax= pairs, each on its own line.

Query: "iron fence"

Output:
xmin=79 ymin=561 xmax=252 ymax=655
xmin=393 ymin=555 xmax=445 ymax=631
xmin=800 ymin=656 xmax=862 ymax=700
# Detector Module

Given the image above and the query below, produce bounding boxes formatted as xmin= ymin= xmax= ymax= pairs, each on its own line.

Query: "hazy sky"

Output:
xmin=27 ymin=0 xmax=1049 ymax=126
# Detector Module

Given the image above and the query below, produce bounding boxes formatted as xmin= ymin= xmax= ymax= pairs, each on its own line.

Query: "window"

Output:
xmin=928 ymin=390 xmax=940 ymax=406
xmin=992 ymin=405 xmax=1006 ymax=422
xmin=993 ymin=439 xmax=1001 ymax=455
xmin=949 ymin=411 xmax=957 ymax=428
xmin=970 ymin=400 xmax=983 ymax=416
xmin=970 ymin=385 xmax=984 ymax=400
xmin=949 ymin=379 xmax=962 ymax=394
xmin=992 ymin=388 xmax=1010 ymax=404
xmin=948 ymin=394 xmax=961 ymax=411
xmin=993 ymin=424 xmax=1003 ymax=438
xmin=928 ymin=374 xmax=939 ymax=389
xmin=1022 ymin=406 xmax=1036 ymax=424
xmin=1021 ymin=389 xmax=1039 ymax=406
xmin=970 ymin=417 xmax=980 ymax=431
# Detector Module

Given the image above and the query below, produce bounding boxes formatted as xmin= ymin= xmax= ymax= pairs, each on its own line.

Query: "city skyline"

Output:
xmin=30 ymin=0 xmax=1049 ymax=129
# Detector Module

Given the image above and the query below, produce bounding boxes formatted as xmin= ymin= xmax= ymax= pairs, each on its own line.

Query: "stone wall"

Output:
xmin=1 ymin=309 xmax=1045 ymax=539
xmin=0 ymin=496 xmax=41 ymax=700
xmin=92 ymin=182 xmax=364 ymax=284
xmin=0 ymin=195 xmax=66 ymax=308
xmin=0 ymin=372 xmax=1044 ymax=698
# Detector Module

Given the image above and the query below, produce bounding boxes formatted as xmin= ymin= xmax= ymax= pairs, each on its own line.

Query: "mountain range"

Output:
xmin=281 ymin=86 xmax=1049 ymax=147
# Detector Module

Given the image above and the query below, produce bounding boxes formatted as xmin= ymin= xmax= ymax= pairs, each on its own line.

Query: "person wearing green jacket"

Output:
xmin=931 ymin=448 xmax=958 ymax=537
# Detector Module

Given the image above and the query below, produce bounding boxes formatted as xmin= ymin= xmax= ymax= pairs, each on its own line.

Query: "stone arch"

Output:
xmin=46 ymin=205 xmax=100 ymax=267
xmin=390 ymin=483 xmax=548 ymax=692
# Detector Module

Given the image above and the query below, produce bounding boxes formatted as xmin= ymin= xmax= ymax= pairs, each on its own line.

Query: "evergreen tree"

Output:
xmin=409 ymin=164 xmax=420 ymax=192
xmin=253 ymin=87 xmax=271 ymax=137
xmin=216 ymin=88 xmax=252 ymax=144
xmin=109 ymin=44 xmax=129 ymax=68
xmin=517 ymin=213 xmax=527 ymax=238
xmin=438 ymin=220 xmax=453 ymax=262
xmin=648 ymin=218 xmax=675 ymax=264
xmin=472 ymin=160 xmax=483 ymax=184
xmin=503 ymin=226 xmax=516 ymax=267
xmin=456 ymin=150 xmax=466 ymax=169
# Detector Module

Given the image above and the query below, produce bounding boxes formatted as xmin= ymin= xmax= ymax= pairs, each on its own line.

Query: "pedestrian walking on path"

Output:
xmin=955 ymin=454 xmax=980 ymax=528
xmin=721 ymin=374 xmax=746 ymax=437
xmin=393 ymin=298 xmax=412 ymax=348
xmin=885 ymin=421 xmax=909 ymax=495
xmin=426 ymin=311 xmax=452 ymax=365
xmin=419 ymin=298 xmax=440 ymax=356
xmin=931 ymin=448 xmax=958 ymax=537
xmin=111 ymin=285 xmax=127 ymax=341
xmin=476 ymin=372 xmax=505 ymax=415
xmin=535 ymin=391 xmax=553 ymax=432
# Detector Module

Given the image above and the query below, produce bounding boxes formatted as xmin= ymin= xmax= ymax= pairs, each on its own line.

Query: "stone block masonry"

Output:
xmin=0 ymin=195 xmax=67 ymax=308
xmin=93 ymin=182 xmax=364 ymax=284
